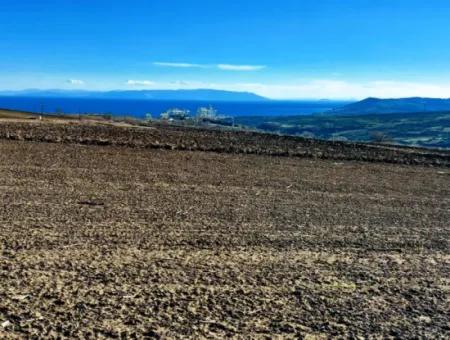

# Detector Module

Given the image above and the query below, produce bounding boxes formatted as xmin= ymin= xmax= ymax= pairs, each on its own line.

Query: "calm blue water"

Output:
xmin=0 ymin=96 xmax=351 ymax=118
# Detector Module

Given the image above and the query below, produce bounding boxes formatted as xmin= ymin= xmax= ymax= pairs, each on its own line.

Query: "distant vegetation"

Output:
xmin=235 ymin=111 xmax=450 ymax=148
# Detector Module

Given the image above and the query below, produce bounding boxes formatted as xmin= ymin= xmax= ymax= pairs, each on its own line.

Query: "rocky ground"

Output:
xmin=0 ymin=121 xmax=449 ymax=338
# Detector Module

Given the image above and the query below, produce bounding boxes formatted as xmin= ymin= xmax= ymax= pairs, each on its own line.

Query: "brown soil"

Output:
xmin=0 ymin=121 xmax=449 ymax=338
xmin=0 ymin=109 xmax=37 ymax=120
xmin=1 ymin=120 xmax=449 ymax=167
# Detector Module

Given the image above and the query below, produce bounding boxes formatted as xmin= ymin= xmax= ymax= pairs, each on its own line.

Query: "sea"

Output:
xmin=0 ymin=96 xmax=351 ymax=119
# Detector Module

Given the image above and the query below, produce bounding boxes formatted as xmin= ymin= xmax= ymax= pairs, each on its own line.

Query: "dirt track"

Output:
xmin=0 ymin=122 xmax=449 ymax=338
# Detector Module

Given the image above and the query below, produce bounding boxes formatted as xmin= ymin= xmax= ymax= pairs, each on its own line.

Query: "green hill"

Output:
xmin=235 ymin=111 xmax=450 ymax=148
xmin=331 ymin=97 xmax=450 ymax=115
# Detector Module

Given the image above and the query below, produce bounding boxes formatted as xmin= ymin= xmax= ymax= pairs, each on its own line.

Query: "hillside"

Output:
xmin=2 ymin=107 xmax=449 ymax=149
xmin=236 ymin=111 xmax=450 ymax=148
xmin=0 ymin=120 xmax=449 ymax=166
xmin=331 ymin=97 xmax=450 ymax=114
xmin=0 ymin=89 xmax=267 ymax=102
xmin=0 ymin=108 xmax=36 ymax=119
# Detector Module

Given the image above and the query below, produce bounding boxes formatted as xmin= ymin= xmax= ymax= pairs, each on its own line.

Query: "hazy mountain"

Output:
xmin=0 ymin=89 xmax=267 ymax=102
xmin=330 ymin=97 xmax=450 ymax=114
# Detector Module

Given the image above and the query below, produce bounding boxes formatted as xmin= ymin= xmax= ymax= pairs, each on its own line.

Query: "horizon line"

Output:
xmin=3 ymin=88 xmax=450 ymax=101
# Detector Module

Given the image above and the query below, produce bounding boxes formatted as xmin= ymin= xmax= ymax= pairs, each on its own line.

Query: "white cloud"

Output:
xmin=153 ymin=62 xmax=206 ymax=68
xmin=154 ymin=62 xmax=266 ymax=71
xmin=217 ymin=64 xmax=266 ymax=71
xmin=126 ymin=80 xmax=155 ymax=86
xmin=67 ymin=79 xmax=84 ymax=85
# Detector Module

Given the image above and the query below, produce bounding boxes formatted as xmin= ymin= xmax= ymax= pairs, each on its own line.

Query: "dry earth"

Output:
xmin=0 ymin=121 xmax=449 ymax=338
xmin=1 ymin=120 xmax=450 ymax=167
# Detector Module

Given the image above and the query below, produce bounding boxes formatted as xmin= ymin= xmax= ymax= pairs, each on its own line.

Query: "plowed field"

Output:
xmin=0 ymin=121 xmax=449 ymax=338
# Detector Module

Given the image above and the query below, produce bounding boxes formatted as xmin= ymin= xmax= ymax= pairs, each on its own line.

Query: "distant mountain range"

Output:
xmin=0 ymin=89 xmax=267 ymax=102
xmin=3 ymin=90 xmax=450 ymax=115
xmin=331 ymin=97 xmax=450 ymax=115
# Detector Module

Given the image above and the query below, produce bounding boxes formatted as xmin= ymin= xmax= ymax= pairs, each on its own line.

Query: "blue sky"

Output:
xmin=1 ymin=0 xmax=450 ymax=98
